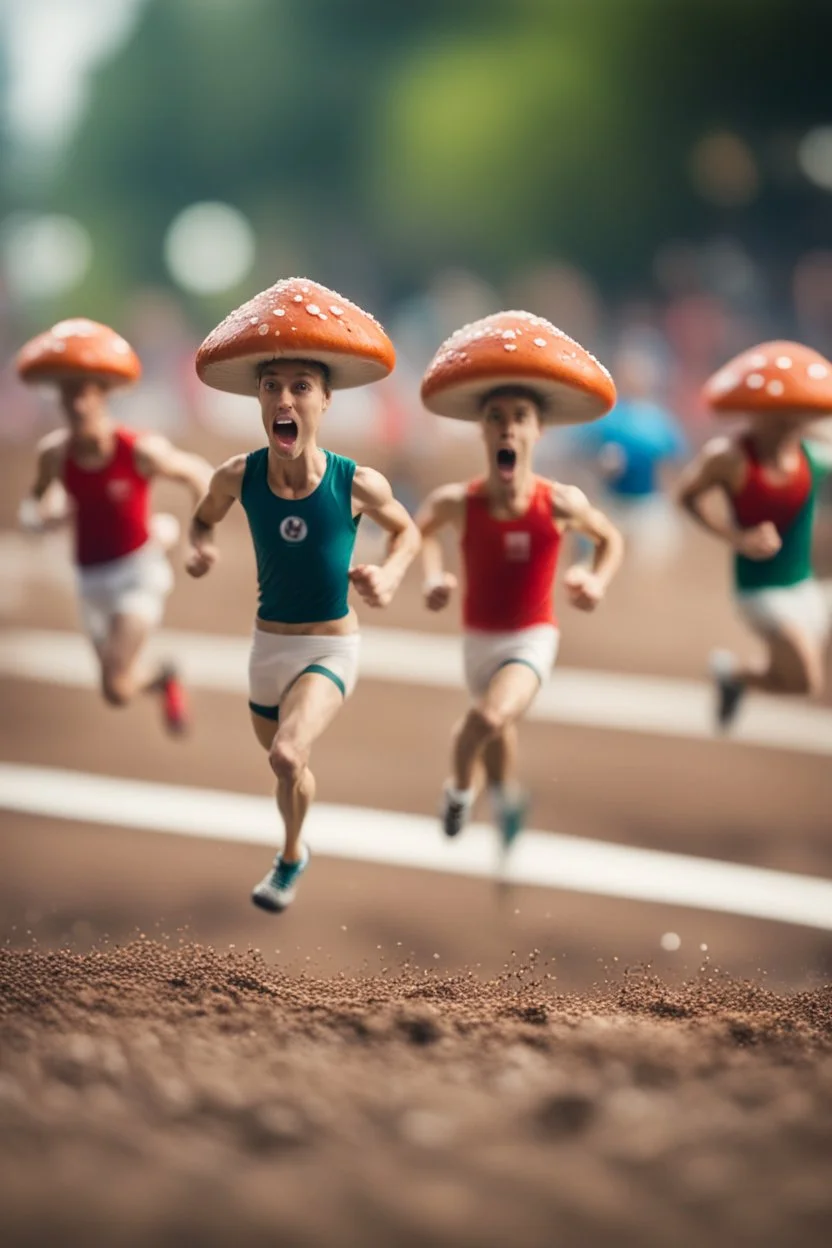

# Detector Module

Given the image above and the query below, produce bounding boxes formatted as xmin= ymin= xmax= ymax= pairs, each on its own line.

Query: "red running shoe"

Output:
xmin=160 ymin=665 xmax=190 ymax=736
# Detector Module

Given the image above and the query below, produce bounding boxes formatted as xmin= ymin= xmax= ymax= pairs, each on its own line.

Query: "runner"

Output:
xmin=16 ymin=318 xmax=212 ymax=733
xmin=415 ymin=311 xmax=624 ymax=848
xmin=564 ymin=346 xmax=688 ymax=570
xmin=676 ymin=340 xmax=832 ymax=729
xmin=187 ymin=278 xmax=420 ymax=913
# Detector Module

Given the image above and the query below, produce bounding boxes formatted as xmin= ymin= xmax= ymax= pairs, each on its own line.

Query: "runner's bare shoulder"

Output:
xmin=35 ymin=428 xmax=70 ymax=474
xmin=421 ymin=481 xmax=467 ymax=529
xmin=698 ymin=436 xmax=746 ymax=490
xmin=213 ymin=453 xmax=248 ymax=497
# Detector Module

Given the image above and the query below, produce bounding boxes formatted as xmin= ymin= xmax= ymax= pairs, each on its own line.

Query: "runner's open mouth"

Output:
xmin=273 ymin=418 xmax=298 ymax=446
xmin=497 ymin=447 xmax=516 ymax=480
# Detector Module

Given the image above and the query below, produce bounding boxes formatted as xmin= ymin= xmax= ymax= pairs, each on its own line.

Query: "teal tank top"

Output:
xmin=241 ymin=448 xmax=359 ymax=623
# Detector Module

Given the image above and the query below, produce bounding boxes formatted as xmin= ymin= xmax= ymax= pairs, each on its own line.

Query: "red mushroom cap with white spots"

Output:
xmin=704 ymin=341 xmax=832 ymax=415
xmin=420 ymin=310 xmax=616 ymax=423
xmin=16 ymin=319 xmax=141 ymax=389
xmin=195 ymin=277 xmax=396 ymax=395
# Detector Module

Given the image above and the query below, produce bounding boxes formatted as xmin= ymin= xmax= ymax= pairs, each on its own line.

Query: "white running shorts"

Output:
xmin=736 ymin=578 xmax=830 ymax=644
xmin=78 ymin=541 xmax=174 ymax=644
xmin=463 ymin=624 xmax=560 ymax=698
xmin=248 ymin=629 xmax=361 ymax=720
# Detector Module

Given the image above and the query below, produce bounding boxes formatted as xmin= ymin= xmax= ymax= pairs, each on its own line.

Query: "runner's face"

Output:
xmin=480 ymin=393 xmax=542 ymax=486
xmin=58 ymin=379 xmax=109 ymax=433
xmin=258 ymin=362 xmax=330 ymax=458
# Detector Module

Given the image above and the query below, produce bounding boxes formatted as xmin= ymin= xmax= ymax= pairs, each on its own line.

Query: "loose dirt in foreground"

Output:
xmin=1 ymin=941 xmax=830 ymax=1248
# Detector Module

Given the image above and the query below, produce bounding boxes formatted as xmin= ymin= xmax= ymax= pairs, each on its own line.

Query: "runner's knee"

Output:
xmin=269 ymin=737 xmax=307 ymax=783
xmin=101 ymin=670 xmax=132 ymax=707
xmin=467 ymin=703 xmax=506 ymax=739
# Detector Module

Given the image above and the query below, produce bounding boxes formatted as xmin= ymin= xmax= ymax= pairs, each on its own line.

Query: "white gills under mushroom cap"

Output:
xmin=420 ymin=310 xmax=616 ymax=423
xmin=16 ymin=318 xmax=141 ymax=388
xmin=704 ymin=341 xmax=832 ymax=415
xmin=195 ymin=277 xmax=396 ymax=395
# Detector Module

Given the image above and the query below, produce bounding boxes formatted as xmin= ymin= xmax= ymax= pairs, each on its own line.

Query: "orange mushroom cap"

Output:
xmin=16 ymin=318 xmax=141 ymax=389
xmin=420 ymin=310 xmax=616 ymax=423
xmin=195 ymin=277 xmax=396 ymax=395
xmin=703 ymin=341 xmax=832 ymax=415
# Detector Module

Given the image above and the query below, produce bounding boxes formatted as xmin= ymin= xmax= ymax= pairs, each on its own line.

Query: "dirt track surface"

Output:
xmin=2 ymin=432 xmax=832 ymax=1245
xmin=1 ymin=942 xmax=831 ymax=1248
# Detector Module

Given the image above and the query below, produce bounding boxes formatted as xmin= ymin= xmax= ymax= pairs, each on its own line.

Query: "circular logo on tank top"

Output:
xmin=280 ymin=515 xmax=308 ymax=543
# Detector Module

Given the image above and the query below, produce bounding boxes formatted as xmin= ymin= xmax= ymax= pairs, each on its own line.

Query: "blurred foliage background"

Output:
xmin=1 ymin=0 xmax=831 ymax=447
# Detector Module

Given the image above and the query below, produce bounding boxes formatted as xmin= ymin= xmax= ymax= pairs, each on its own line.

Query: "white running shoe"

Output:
xmin=251 ymin=844 xmax=310 ymax=913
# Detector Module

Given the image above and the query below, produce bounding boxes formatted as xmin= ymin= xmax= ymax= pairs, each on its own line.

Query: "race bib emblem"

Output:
xmin=504 ymin=531 xmax=530 ymax=561
xmin=280 ymin=515 xmax=308 ymax=543
xmin=107 ymin=479 xmax=132 ymax=502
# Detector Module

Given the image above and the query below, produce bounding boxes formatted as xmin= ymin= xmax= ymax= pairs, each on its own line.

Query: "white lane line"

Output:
xmin=1 ymin=762 xmax=831 ymax=931
xmin=1 ymin=626 xmax=831 ymax=757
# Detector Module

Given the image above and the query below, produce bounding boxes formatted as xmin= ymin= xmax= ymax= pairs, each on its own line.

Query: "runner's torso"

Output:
xmin=730 ymin=437 xmax=820 ymax=591
xmin=241 ymin=447 xmax=359 ymax=627
xmin=62 ymin=427 xmax=151 ymax=568
xmin=461 ymin=477 xmax=561 ymax=631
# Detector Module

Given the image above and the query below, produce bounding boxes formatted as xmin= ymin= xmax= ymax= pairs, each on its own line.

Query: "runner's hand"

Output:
xmin=423 ymin=572 xmax=457 ymax=612
xmin=349 ymin=563 xmax=396 ymax=608
xmin=735 ymin=522 xmax=782 ymax=561
xmin=564 ymin=565 xmax=604 ymax=611
xmin=185 ymin=544 xmax=218 ymax=578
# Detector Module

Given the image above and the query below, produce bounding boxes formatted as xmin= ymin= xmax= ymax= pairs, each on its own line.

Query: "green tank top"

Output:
xmin=733 ymin=440 xmax=829 ymax=593
xmin=241 ymin=448 xmax=359 ymax=623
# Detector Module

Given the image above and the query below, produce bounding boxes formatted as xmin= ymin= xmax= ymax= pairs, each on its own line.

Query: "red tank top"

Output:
xmin=462 ymin=478 xmax=561 ymax=631
xmin=62 ymin=428 xmax=151 ymax=567
xmin=731 ymin=436 xmax=811 ymax=532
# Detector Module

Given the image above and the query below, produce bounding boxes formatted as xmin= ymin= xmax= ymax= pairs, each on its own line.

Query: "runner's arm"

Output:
xmin=674 ymin=439 xmax=781 ymax=559
xmin=553 ymin=482 xmax=624 ymax=611
xmin=413 ymin=484 xmax=466 ymax=610
xmin=135 ymin=434 xmax=213 ymax=503
xmin=348 ymin=466 xmax=421 ymax=608
xmin=186 ymin=456 xmax=246 ymax=578
xmin=18 ymin=436 xmax=71 ymax=532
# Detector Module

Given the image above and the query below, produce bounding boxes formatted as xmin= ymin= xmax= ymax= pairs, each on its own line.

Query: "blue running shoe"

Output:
xmin=492 ymin=786 xmax=529 ymax=853
xmin=251 ymin=844 xmax=310 ymax=913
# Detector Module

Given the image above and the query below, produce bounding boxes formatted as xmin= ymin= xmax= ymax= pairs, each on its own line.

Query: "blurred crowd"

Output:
xmin=3 ymin=239 xmax=832 ymax=559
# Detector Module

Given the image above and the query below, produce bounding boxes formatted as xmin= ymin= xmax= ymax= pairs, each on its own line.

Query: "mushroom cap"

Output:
xmin=16 ymin=319 xmax=141 ymax=388
xmin=195 ymin=277 xmax=396 ymax=395
xmin=420 ymin=310 xmax=616 ymax=423
xmin=704 ymin=341 xmax=832 ymax=415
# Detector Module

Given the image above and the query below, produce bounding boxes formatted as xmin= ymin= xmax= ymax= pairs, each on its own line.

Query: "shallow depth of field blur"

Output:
xmin=0 ymin=3 xmax=831 ymax=1247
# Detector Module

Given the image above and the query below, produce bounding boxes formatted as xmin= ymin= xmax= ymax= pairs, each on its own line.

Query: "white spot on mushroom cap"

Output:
xmin=746 ymin=373 xmax=765 ymax=389
xmin=52 ymin=319 xmax=97 ymax=338
xmin=711 ymin=368 xmax=738 ymax=393
xmin=249 ymin=315 xmax=259 ymax=325
xmin=504 ymin=343 xmax=518 ymax=352
xmin=534 ymin=337 xmax=547 ymax=347
xmin=808 ymin=362 xmax=829 ymax=379
xmin=257 ymin=323 xmax=269 ymax=336
xmin=199 ymin=276 xmax=389 ymax=355
xmin=427 ymin=309 xmax=612 ymax=379
xmin=749 ymin=352 xmax=768 ymax=368
xmin=775 ymin=355 xmax=793 ymax=369
xmin=767 ymin=379 xmax=785 ymax=396
xmin=306 ymin=303 xmax=321 ymax=315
